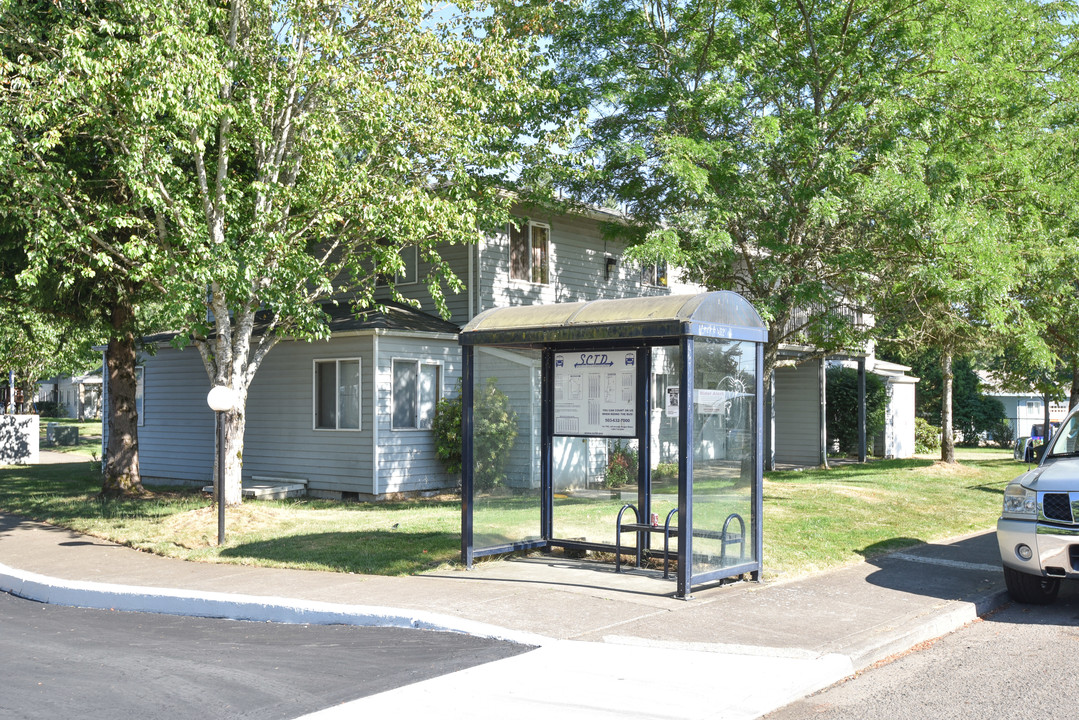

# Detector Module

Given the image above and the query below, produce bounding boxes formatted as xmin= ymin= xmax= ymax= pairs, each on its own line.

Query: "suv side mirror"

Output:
xmin=1032 ymin=444 xmax=1047 ymax=463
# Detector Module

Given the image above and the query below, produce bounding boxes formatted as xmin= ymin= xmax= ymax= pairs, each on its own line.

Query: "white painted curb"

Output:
xmin=0 ymin=562 xmax=547 ymax=647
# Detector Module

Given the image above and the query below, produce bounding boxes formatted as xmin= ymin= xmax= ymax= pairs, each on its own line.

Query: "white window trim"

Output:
xmin=135 ymin=365 xmax=144 ymax=427
xmin=641 ymin=260 xmax=668 ymax=288
xmin=391 ymin=358 xmax=442 ymax=431
xmin=508 ymin=220 xmax=551 ymax=286
xmin=312 ymin=357 xmax=363 ymax=432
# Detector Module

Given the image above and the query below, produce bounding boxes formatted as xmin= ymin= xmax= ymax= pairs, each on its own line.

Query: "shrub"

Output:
xmin=652 ymin=462 xmax=678 ymax=481
xmin=914 ymin=417 xmax=941 ymax=454
xmin=603 ymin=440 xmax=638 ymax=488
xmin=986 ymin=419 xmax=1014 ymax=449
xmin=35 ymin=401 xmax=63 ymax=417
xmin=432 ymin=379 xmax=518 ymax=492
xmin=432 ymin=393 xmax=464 ymax=476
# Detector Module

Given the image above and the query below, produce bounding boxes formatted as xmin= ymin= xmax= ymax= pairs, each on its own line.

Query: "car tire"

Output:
xmin=1003 ymin=565 xmax=1060 ymax=605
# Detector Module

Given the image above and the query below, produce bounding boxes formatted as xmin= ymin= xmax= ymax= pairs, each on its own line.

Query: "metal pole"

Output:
xmin=858 ymin=358 xmax=867 ymax=463
xmin=217 ymin=410 xmax=226 ymax=545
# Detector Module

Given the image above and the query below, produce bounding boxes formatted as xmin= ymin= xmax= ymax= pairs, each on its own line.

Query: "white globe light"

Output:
xmin=206 ymin=385 xmax=237 ymax=412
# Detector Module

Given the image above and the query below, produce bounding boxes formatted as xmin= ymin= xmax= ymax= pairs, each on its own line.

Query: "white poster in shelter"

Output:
xmin=553 ymin=350 xmax=637 ymax=437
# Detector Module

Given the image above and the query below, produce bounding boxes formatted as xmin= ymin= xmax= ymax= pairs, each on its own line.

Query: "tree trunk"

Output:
xmin=102 ymin=296 xmax=147 ymax=496
xmin=217 ymin=401 xmax=246 ymax=506
xmin=940 ymin=349 xmax=956 ymax=464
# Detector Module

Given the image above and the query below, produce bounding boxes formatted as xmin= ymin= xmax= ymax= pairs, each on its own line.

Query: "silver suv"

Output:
xmin=997 ymin=405 xmax=1079 ymax=604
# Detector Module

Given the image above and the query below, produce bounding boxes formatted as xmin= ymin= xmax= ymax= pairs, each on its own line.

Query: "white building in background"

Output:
xmin=36 ymin=372 xmax=103 ymax=420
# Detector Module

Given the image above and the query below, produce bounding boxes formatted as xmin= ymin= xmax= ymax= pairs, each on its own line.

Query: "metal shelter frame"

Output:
xmin=458 ymin=291 xmax=768 ymax=598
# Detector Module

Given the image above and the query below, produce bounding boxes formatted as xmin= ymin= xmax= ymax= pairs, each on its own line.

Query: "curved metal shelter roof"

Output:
xmin=459 ymin=291 xmax=766 ymax=346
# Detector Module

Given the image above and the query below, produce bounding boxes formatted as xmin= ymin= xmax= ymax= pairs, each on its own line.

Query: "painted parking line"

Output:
xmin=890 ymin=553 xmax=1003 ymax=574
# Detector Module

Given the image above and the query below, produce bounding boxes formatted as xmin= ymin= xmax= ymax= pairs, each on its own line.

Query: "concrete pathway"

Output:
xmin=0 ymin=511 xmax=1009 ymax=719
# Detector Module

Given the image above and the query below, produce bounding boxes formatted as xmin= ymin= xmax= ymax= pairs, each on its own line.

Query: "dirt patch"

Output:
xmin=912 ymin=460 xmax=979 ymax=477
xmin=157 ymin=504 xmax=285 ymax=547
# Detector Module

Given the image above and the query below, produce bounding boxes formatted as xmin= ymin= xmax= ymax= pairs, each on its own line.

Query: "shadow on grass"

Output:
xmin=220 ymin=530 xmax=459 ymax=576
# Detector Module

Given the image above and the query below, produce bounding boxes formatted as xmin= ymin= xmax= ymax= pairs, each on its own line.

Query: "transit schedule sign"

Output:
xmin=553 ymin=350 xmax=637 ymax=437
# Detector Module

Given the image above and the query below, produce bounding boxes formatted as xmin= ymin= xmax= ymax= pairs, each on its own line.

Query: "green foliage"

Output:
xmin=432 ymin=389 xmax=464 ymax=477
xmin=0 ymin=0 xmax=560 ymax=499
xmin=652 ymin=463 xmax=679 ymax=482
xmin=603 ymin=440 xmax=638 ymax=489
xmin=34 ymin=401 xmax=62 ymax=418
xmin=826 ymin=367 xmax=888 ymax=456
xmin=899 ymin=351 xmax=1008 ymax=445
xmin=433 ymin=380 xmax=518 ymax=492
xmin=914 ymin=418 xmax=942 ymax=455
xmin=986 ymin=419 xmax=1014 ymax=449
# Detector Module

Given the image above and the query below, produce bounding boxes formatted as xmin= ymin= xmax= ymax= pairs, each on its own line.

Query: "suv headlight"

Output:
xmin=1002 ymin=484 xmax=1037 ymax=519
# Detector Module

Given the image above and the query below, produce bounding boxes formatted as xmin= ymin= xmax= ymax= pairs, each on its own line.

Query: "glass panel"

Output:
xmin=509 ymin=221 xmax=528 ymax=280
xmin=472 ymin=347 xmax=543 ymax=552
xmin=398 ymin=247 xmax=418 ymax=284
xmin=691 ymin=338 xmax=757 ymax=577
xmin=417 ymin=364 xmax=439 ymax=429
xmin=393 ymin=361 xmax=417 ymax=428
xmin=315 ymin=361 xmax=337 ymax=429
xmin=1049 ymin=413 xmax=1079 ymax=456
xmin=531 ymin=225 xmax=549 ymax=284
xmin=552 ymin=436 xmax=647 ymax=546
xmin=338 ymin=360 xmax=360 ymax=430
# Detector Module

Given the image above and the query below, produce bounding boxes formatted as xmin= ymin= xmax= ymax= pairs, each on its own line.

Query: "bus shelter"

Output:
xmin=458 ymin=291 xmax=767 ymax=598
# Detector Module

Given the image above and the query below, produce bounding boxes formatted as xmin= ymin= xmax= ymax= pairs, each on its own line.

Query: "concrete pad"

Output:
xmin=0 ymin=512 xmax=1013 ymax=718
xmin=295 ymin=640 xmax=854 ymax=720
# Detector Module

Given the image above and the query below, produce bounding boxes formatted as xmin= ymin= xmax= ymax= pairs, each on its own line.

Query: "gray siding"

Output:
xmin=374 ymin=333 xmax=461 ymax=494
xmin=130 ymin=337 xmax=379 ymax=495
xmin=243 ymin=336 xmax=375 ymax=495
xmin=478 ymin=211 xmax=671 ymax=320
xmin=373 ymin=242 xmax=473 ymax=324
xmin=373 ymin=207 xmax=688 ymax=329
xmin=131 ymin=346 xmax=216 ymax=484
xmin=773 ymin=362 xmax=822 ymax=466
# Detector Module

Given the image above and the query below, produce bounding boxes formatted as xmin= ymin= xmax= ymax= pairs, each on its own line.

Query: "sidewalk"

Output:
xmin=0 ymin=511 xmax=1008 ymax=719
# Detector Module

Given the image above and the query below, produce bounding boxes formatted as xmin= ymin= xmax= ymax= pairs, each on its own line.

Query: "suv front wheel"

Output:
xmin=1003 ymin=566 xmax=1060 ymax=605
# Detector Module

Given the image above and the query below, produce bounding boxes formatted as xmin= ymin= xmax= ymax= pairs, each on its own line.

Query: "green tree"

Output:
xmin=540 ymin=0 xmax=967 ymax=387
xmin=825 ymin=366 xmax=887 ymax=456
xmin=0 ymin=0 xmax=193 ymax=494
xmin=866 ymin=0 xmax=1073 ymax=463
xmin=1 ymin=0 xmax=556 ymax=504
xmin=538 ymin=0 xmax=1074 ymax=466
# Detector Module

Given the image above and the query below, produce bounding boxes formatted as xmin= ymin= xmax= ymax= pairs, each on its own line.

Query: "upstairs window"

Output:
xmin=642 ymin=260 xmax=668 ymax=287
xmin=509 ymin=220 xmax=550 ymax=285
xmin=376 ymin=246 xmax=418 ymax=286
xmin=314 ymin=359 xmax=361 ymax=430
xmin=392 ymin=360 xmax=440 ymax=430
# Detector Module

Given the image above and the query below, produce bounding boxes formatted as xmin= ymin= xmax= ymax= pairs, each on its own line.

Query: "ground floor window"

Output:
xmin=392 ymin=360 xmax=440 ymax=430
xmin=314 ymin=359 xmax=361 ymax=430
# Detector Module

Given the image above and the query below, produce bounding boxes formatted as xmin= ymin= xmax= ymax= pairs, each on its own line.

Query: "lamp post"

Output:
xmin=206 ymin=385 xmax=237 ymax=546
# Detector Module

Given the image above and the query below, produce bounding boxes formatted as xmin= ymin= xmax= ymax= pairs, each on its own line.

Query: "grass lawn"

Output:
xmin=0 ymin=451 xmax=1025 ymax=581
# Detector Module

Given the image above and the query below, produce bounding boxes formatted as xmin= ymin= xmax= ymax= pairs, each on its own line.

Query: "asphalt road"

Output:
xmin=0 ymin=591 xmax=532 ymax=720
xmin=766 ymin=583 xmax=1079 ymax=720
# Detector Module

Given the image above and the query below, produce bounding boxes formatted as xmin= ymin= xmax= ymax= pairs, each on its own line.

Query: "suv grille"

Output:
xmin=1042 ymin=493 xmax=1074 ymax=523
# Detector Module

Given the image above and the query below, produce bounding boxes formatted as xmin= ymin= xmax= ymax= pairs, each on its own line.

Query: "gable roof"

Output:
xmin=137 ymin=300 xmax=459 ymax=348
xmin=323 ymin=300 xmax=460 ymax=335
